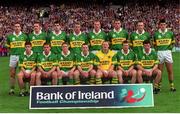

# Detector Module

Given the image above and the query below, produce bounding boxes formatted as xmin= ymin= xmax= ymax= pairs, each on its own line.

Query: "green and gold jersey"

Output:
xmin=76 ymin=52 xmax=96 ymax=71
xmin=95 ymin=50 xmax=116 ymax=70
xmin=57 ymin=51 xmax=75 ymax=72
xmin=108 ymin=28 xmax=128 ymax=50
xmin=37 ymin=51 xmax=57 ymax=71
xmin=6 ymin=32 xmax=28 ymax=55
xmin=88 ymin=30 xmax=107 ymax=51
xmin=130 ymin=31 xmax=150 ymax=55
xmin=68 ymin=32 xmax=88 ymax=54
xmin=113 ymin=49 xmax=136 ymax=70
xmin=28 ymin=31 xmax=47 ymax=53
xmin=153 ymin=29 xmax=174 ymax=51
xmin=47 ymin=31 xmax=67 ymax=54
xmin=19 ymin=51 xmax=37 ymax=70
xmin=137 ymin=49 xmax=159 ymax=69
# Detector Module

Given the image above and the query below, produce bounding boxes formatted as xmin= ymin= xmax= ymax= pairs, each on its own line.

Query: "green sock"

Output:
xmin=169 ymin=81 xmax=175 ymax=89
xmin=58 ymin=79 xmax=63 ymax=85
xmin=111 ymin=77 xmax=118 ymax=84
xmin=96 ymin=77 xmax=102 ymax=84
xmin=67 ymin=78 xmax=74 ymax=85
xmin=90 ymin=76 xmax=95 ymax=84
xmin=154 ymin=83 xmax=159 ymax=89
xmin=74 ymin=79 xmax=80 ymax=85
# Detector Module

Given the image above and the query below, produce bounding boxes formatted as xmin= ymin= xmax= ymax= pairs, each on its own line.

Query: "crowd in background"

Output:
xmin=0 ymin=0 xmax=179 ymax=56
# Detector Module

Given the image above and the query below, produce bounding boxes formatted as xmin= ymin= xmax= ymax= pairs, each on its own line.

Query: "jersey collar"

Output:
xmin=136 ymin=30 xmax=145 ymax=35
xmin=143 ymin=48 xmax=151 ymax=55
xmin=13 ymin=31 xmax=22 ymax=37
xmin=34 ymin=30 xmax=42 ymax=35
xmin=159 ymin=29 xmax=168 ymax=34
xmin=62 ymin=50 xmax=70 ymax=57
xmin=53 ymin=30 xmax=62 ymax=36
xmin=43 ymin=51 xmax=51 ymax=57
xmin=113 ymin=28 xmax=122 ymax=33
xmin=121 ymin=49 xmax=130 ymax=55
xmin=24 ymin=51 xmax=33 ymax=57
xmin=93 ymin=29 xmax=101 ymax=34
xmin=81 ymin=52 xmax=89 ymax=57
xmin=73 ymin=31 xmax=81 ymax=36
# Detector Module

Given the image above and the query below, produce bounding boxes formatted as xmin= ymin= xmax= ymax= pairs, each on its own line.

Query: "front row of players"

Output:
xmin=17 ymin=40 xmax=161 ymax=96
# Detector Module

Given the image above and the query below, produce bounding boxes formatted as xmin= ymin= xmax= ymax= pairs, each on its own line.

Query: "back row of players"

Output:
xmin=6 ymin=19 xmax=175 ymax=96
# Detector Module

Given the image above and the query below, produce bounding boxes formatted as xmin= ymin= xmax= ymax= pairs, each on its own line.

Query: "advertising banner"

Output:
xmin=29 ymin=84 xmax=154 ymax=109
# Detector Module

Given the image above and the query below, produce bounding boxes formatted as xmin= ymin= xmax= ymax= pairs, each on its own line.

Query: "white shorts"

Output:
xmin=157 ymin=50 xmax=173 ymax=64
xmin=9 ymin=55 xmax=19 ymax=68
xmin=62 ymin=71 xmax=69 ymax=76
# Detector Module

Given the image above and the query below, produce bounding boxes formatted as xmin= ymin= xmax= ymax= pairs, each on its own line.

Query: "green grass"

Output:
xmin=0 ymin=52 xmax=180 ymax=113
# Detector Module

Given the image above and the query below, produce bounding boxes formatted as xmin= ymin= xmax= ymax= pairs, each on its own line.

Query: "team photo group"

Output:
xmin=6 ymin=18 xmax=176 ymax=97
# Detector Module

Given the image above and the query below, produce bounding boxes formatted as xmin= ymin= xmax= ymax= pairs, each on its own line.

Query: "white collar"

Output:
xmin=73 ymin=31 xmax=81 ymax=36
xmin=121 ymin=49 xmax=129 ymax=55
xmin=93 ymin=29 xmax=101 ymax=34
xmin=34 ymin=30 xmax=42 ymax=35
xmin=159 ymin=29 xmax=168 ymax=34
xmin=136 ymin=30 xmax=145 ymax=35
xmin=113 ymin=28 xmax=122 ymax=33
xmin=13 ymin=31 xmax=22 ymax=37
xmin=143 ymin=48 xmax=151 ymax=55
xmin=43 ymin=51 xmax=51 ymax=57
xmin=53 ymin=30 xmax=62 ymax=36
xmin=62 ymin=50 xmax=70 ymax=57
xmin=81 ymin=52 xmax=89 ymax=57
xmin=24 ymin=51 xmax=33 ymax=57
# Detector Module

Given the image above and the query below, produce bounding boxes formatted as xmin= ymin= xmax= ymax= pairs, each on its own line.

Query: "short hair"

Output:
xmin=159 ymin=19 xmax=166 ymax=24
xmin=136 ymin=20 xmax=144 ymax=25
xmin=54 ymin=20 xmax=60 ymax=24
xmin=25 ymin=42 xmax=32 ymax=46
xmin=43 ymin=42 xmax=51 ymax=47
xmin=113 ymin=18 xmax=121 ymax=23
xmin=82 ymin=43 xmax=89 ymax=47
xmin=34 ymin=20 xmax=41 ymax=25
xmin=14 ymin=21 xmax=21 ymax=25
xmin=74 ymin=22 xmax=81 ymax=26
xmin=143 ymin=40 xmax=151 ymax=45
xmin=61 ymin=42 xmax=69 ymax=46
xmin=122 ymin=40 xmax=129 ymax=44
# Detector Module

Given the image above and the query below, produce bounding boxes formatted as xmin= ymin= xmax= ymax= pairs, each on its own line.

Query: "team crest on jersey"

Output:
xmin=81 ymin=58 xmax=84 ymax=61
xmin=32 ymin=36 xmax=35 ymax=40
xmin=72 ymin=37 xmax=75 ymax=40
xmin=92 ymin=35 xmax=95 ymax=38
xmin=121 ymin=56 xmax=124 ymax=60
xmin=61 ymin=57 xmax=63 ymax=60
xmin=158 ymin=35 xmax=161 ymax=38
xmin=142 ymin=56 xmax=145 ymax=59
xmin=24 ymin=58 xmax=27 ymax=61
xmin=12 ymin=38 xmax=15 ymax=41
xmin=112 ymin=34 xmax=116 ymax=37
xmin=52 ymin=36 xmax=55 ymax=39
xmin=42 ymin=58 xmax=45 ymax=61
xmin=135 ymin=36 xmax=138 ymax=39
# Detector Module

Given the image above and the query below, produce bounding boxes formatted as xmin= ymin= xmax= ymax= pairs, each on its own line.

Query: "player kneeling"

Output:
xmin=57 ymin=42 xmax=76 ymax=85
xmin=36 ymin=43 xmax=58 ymax=85
xmin=113 ymin=40 xmax=137 ymax=84
xmin=137 ymin=40 xmax=161 ymax=94
xmin=74 ymin=43 xmax=96 ymax=84
xmin=95 ymin=41 xmax=117 ymax=84
xmin=17 ymin=42 xmax=37 ymax=96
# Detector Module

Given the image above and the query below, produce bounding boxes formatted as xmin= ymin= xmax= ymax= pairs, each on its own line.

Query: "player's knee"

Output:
xmin=90 ymin=70 xmax=96 ymax=76
xmin=96 ymin=71 xmax=102 ymax=78
xmin=74 ymin=70 xmax=80 ymax=76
